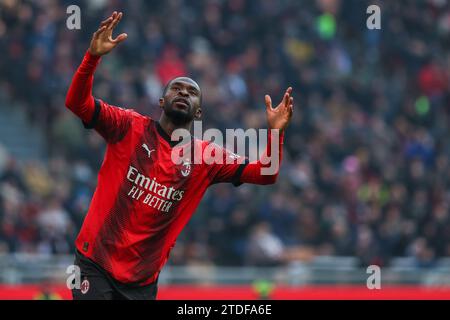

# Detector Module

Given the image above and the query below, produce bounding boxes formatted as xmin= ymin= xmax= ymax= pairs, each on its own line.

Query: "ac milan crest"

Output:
xmin=180 ymin=159 xmax=191 ymax=177
xmin=81 ymin=279 xmax=90 ymax=294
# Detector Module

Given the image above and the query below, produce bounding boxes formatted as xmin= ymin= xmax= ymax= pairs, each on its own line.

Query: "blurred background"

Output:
xmin=0 ymin=0 xmax=449 ymax=299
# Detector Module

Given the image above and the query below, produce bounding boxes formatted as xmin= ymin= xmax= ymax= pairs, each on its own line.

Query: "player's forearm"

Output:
xmin=65 ymin=51 xmax=101 ymax=122
xmin=240 ymin=130 xmax=284 ymax=185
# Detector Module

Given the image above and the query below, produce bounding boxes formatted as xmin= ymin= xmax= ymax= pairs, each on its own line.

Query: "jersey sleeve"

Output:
xmin=83 ymin=98 xmax=134 ymax=144
xmin=207 ymin=129 xmax=284 ymax=186
xmin=239 ymin=129 xmax=284 ymax=185
xmin=206 ymin=143 xmax=249 ymax=186
xmin=65 ymin=51 xmax=134 ymax=144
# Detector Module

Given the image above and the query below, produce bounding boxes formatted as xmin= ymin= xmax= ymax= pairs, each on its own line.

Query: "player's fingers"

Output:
xmin=100 ymin=14 xmax=114 ymax=25
xmin=281 ymin=92 xmax=289 ymax=109
xmin=100 ymin=17 xmax=113 ymax=27
xmin=106 ymin=11 xmax=118 ymax=30
xmin=110 ymin=33 xmax=128 ymax=44
xmin=93 ymin=26 xmax=107 ymax=38
xmin=265 ymin=95 xmax=272 ymax=110
xmin=286 ymin=87 xmax=293 ymax=95
xmin=109 ymin=12 xmax=123 ymax=31
xmin=283 ymin=87 xmax=292 ymax=107
xmin=288 ymin=98 xmax=294 ymax=116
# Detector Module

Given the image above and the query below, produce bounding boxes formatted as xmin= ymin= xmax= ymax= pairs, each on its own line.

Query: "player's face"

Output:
xmin=160 ymin=78 xmax=202 ymax=125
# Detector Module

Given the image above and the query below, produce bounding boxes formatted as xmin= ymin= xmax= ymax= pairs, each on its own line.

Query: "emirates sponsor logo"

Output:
xmin=126 ymin=166 xmax=184 ymax=213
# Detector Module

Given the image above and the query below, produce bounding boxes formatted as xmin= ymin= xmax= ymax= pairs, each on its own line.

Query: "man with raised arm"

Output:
xmin=66 ymin=11 xmax=294 ymax=300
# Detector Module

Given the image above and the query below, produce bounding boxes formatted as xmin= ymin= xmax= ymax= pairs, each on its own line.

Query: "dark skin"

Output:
xmin=158 ymin=77 xmax=202 ymax=136
xmin=88 ymin=12 xmax=294 ymax=137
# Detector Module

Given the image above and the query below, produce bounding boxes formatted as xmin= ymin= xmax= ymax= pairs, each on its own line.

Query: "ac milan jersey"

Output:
xmin=75 ymin=99 xmax=247 ymax=285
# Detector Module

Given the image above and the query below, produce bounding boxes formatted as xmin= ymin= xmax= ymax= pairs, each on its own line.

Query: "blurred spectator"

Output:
xmin=246 ymin=222 xmax=285 ymax=266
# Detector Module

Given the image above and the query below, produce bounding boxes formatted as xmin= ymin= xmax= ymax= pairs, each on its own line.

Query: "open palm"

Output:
xmin=89 ymin=11 xmax=128 ymax=56
xmin=265 ymin=87 xmax=294 ymax=130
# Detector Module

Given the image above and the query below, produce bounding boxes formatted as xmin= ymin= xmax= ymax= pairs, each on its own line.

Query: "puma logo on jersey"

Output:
xmin=142 ymin=143 xmax=155 ymax=158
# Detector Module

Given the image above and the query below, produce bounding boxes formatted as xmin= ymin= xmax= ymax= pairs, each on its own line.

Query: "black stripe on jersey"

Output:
xmin=232 ymin=160 xmax=249 ymax=187
xmin=155 ymin=121 xmax=172 ymax=144
xmin=83 ymin=98 xmax=101 ymax=129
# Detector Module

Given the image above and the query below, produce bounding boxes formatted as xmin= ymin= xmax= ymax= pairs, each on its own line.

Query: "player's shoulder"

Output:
xmin=128 ymin=109 xmax=150 ymax=120
xmin=120 ymin=107 xmax=154 ymax=125
xmin=115 ymin=107 xmax=155 ymax=133
xmin=97 ymin=99 xmax=148 ymax=118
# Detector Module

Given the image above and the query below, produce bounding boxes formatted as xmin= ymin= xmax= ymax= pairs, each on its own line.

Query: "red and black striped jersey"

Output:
xmin=66 ymin=51 xmax=283 ymax=287
xmin=75 ymin=99 xmax=247 ymax=285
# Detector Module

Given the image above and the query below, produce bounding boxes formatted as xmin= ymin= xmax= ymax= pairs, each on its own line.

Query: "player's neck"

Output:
xmin=158 ymin=114 xmax=192 ymax=137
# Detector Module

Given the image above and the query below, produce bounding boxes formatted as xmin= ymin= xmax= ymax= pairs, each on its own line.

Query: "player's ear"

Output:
xmin=159 ymin=98 xmax=164 ymax=109
xmin=194 ymin=107 xmax=202 ymax=120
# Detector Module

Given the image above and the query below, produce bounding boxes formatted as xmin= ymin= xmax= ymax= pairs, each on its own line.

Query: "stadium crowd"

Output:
xmin=0 ymin=0 xmax=449 ymax=269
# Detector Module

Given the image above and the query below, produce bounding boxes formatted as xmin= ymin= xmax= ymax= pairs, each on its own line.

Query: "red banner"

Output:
xmin=1 ymin=284 xmax=450 ymax=300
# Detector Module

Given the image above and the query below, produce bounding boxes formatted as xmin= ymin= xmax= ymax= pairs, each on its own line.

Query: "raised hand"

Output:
xmin=265 ymin=87 xmax=294 ymax=130
xmin=88 ymin=11 xmax=128 ymax=56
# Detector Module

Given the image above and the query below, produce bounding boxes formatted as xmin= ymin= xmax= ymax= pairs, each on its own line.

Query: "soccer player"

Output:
xmin=66 ymin=12 xmax=294 ymax=300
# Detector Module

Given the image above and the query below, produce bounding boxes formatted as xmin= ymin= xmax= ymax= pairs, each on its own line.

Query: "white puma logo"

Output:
xmin=142 ymin=143 xmax=155 ymax=158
